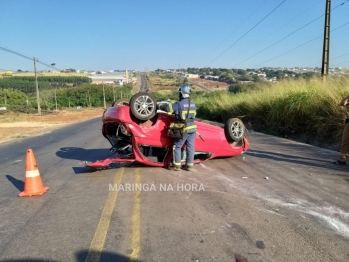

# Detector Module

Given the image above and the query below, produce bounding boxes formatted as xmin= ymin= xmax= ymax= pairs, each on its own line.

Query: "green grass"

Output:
xmin=194 ymin=76 xmax=349 ymax=148
xmin=147 ymin=73 xmax=178 ymax=91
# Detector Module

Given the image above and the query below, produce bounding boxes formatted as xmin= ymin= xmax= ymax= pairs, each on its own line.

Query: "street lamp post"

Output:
xmin=34 ymin=60 xmax=55 ymax=115
xmin=43 ymin=63 xmax=56 ymax=72
xmin=321 ymin=0 xmax=331 ymax=77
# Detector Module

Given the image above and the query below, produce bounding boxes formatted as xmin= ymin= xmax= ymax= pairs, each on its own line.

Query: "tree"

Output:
xmin=236 ymin=74 xmax=253 ymax=81
xmin=252 ymin=74 xmax=262 ymax=82
xmin=237 ymin=69 xmax=246 ymax=75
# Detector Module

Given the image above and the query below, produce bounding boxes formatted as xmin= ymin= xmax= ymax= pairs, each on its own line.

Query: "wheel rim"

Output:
xmin=133 ymin=95 xmax=155 ymax=117
xmin=230 ymin=121 xmax=244 ymax=138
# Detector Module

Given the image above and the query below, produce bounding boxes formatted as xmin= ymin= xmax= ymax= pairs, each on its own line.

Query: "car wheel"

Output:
xmin=112 ymin=98 xmax=129 ymax=107
xmin=130 ymin=92 xmax=157 ymax=121
xmin=224 ymin=118 xmax=245 ymax=143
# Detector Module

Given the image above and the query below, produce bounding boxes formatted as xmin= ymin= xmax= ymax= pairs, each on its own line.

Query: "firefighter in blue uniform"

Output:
xmin=165 ymin=84 xmax=197 ymax=171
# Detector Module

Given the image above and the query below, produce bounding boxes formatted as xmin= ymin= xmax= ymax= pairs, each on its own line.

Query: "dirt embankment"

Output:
xmin=0 ymin=108 xmax=105 ymax=144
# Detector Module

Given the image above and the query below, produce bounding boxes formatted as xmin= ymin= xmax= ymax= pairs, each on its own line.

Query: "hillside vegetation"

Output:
xmin=195 ymin=76 xmax=349 ymax=148
xmin=147 ymin=72 xmax=348 ymax=148
xmin=0 ymin=82 xmax=133 ymax=111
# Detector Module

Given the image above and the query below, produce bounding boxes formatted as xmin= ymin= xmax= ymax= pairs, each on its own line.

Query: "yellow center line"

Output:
xmin=85 ymin=168 xmax=125 ymax=262
xmin=129 ymin=168 xmax=141 ymax=261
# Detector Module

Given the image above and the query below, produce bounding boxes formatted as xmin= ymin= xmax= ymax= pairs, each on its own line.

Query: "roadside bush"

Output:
xmin=195 ymin=76 xmax=349 ymax=148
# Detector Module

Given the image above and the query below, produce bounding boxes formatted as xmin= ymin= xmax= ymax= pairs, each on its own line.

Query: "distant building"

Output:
xmin=184 ymin=73 xmax=199 ymax=78
xmin=257 ymin=73 xmax=266 ymax=78
xmin=206 ymin=75 xmax=219 ymax=80
xmin=89 ymin=72 xmax=136 ymax=85
xmin=0 ymin=70 xmax=13 ymax=76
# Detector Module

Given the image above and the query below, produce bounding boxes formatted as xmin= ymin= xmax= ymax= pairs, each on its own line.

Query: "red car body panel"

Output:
xmin=92 ymin=105 xmax=249 ymax=169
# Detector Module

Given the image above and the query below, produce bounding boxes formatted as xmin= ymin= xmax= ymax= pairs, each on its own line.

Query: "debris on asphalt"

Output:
xmin=264 ymin=176 xmax=269 ymax=180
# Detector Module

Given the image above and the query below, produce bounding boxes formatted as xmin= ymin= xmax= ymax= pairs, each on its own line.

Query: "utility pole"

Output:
xmin=34 ymin=57 xmax=41 ymax=114
xmin=179 ymin=61 xmax=181 ymax=76
xmin=321 ymin=0 xmax=331 ymax=77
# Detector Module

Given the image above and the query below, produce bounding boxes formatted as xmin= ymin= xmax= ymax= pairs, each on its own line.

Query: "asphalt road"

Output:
xmin=0 ymin=118 xmax=349 ymax=262
xmin=139 ymin=74 xmax=148 ymax=92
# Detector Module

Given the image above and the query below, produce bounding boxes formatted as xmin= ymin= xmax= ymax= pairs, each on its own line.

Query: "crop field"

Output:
xmin=12 ymin=72 xmax=88 ymax=77
xmin=147 ymin=74 xmax=178 ymax=91
xmin=189 ymin=78 xmax=229 ymax=91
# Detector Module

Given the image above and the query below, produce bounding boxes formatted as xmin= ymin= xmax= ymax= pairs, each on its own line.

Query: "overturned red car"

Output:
xmin=85 ymin=92 xmax=249 ymax=169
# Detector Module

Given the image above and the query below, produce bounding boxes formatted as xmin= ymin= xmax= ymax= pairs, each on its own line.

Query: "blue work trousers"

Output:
xmin=172 ymin=131 xmax=196 ymax=168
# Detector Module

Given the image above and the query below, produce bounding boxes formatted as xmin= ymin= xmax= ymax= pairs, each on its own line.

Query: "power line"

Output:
xmin=0 ymin=46 xmax=62 ymax=72
xmin=331 ymin=52 xmax=349 ymax=60
xmin=254 ymin=20 xmax=349 ymax=68
xmin=206 ymin=0 xmax=287 ymax=67
xmin=231 ymin=0 xmax=323 ymax=63
xmin=331 ymin=60 xmax=349 ymax=67
xmin=234 ymin=15 xmax=324 ymax=67
xmin=331 ymin=0 xmax=349 ymax=11
xmin=234 ymin=0 xmax=349 ymax=67
xmin=0 ymin=46 xmax=96 ymax=115
xmin=0 ymin=46 xmax=33 ymax=61
xmin=254 ymin=36 xmax=322 ymax=68
xmin=200 ymin=0 xmax=269 ymax=63
xmin=307 ymin=49 xmax=349 ymax=68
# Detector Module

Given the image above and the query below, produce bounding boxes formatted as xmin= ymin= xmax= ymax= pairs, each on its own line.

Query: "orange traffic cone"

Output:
xmin=18 ymin=149 xmax=49 ymax=197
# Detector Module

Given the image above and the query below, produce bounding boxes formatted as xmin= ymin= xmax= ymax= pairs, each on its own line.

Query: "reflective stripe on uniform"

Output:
xmin=167 ymin=103 xmax=174 ymax=115
xmin=186 ymin=163 xmax=193 ymax=167
xmin=172 ymin=145 xmax=181 ymax=167
xmin=181 ymin=110 xmax=196 ymax=119
xmin=184 ymin=125 xmax=197 ymax=130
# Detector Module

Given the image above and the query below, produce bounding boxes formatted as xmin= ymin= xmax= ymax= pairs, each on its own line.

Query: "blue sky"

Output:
xmin=1 ymin=0 xmax=349 ymax=72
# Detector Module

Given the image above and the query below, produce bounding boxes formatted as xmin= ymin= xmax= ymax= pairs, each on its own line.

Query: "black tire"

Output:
xmin=224 ymin=118 xmax=245 ymax=143
xmin=112 ymin=98 xmax=129 ymax=107
xmin=129 ymin=92 xmax=157 ymax=121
